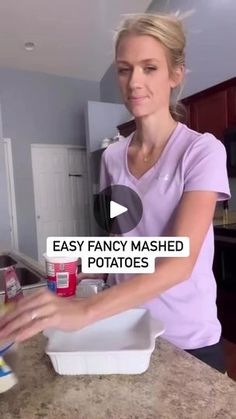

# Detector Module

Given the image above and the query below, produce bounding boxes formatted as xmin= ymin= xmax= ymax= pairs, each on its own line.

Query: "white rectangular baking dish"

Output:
xmin=45 ymin=308 xmax=165 ymax=375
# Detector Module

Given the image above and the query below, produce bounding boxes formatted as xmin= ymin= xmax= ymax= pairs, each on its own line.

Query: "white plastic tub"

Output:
xmin=45 ymin=308 xmax=165 ymax=375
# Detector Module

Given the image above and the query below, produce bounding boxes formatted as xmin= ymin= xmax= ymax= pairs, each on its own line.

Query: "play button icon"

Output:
xmin=110 ymin=200 xmax=128 ymax=219
xmin=93 ymin=184 xmax=143 ymax=234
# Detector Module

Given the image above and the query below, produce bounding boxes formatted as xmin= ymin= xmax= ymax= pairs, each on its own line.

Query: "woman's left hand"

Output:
xmin=0 ymin=288 xmax=90 ymax=343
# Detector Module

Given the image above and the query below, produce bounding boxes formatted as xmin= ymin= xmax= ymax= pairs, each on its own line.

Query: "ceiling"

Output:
xmin=0 ymin=0 xmax=152 ymax=82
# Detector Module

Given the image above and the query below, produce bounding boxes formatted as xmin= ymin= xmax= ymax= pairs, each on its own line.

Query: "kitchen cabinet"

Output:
xmin=188 ymin=90 xmax=228 ymax=140
xmin=213 ymin=225 xmax=236 ymax=344
xmin=117 ymin=119 xmax=136 ymax=137
xmin=182 ymin=77 xmax=236 ymax=141
xmin=228 ymin=86 xmax=236 ymax=126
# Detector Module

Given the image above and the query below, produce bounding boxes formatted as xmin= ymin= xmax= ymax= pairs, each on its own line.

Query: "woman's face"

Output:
xmin=115 ymin=34 xmax=181 ymax=118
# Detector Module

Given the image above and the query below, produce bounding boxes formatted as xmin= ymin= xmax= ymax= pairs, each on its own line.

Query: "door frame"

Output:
xmin=31 ymin=143 xmax=86 ymax=261
xmin=3 ymin=138 xmax=19 ymax=250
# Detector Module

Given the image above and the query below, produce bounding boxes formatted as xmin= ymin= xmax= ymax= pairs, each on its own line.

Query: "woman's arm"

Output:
xmin=0 ymin=190 xmax=217 ymax=342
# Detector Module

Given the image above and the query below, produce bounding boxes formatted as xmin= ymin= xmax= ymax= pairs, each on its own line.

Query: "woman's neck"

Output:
xmin=134 ymin=112 xmax=178 ymax=150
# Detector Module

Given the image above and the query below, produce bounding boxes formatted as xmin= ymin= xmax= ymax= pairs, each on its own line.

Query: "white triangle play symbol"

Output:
xmin=110 ymin=200 xmax=128 ymax=219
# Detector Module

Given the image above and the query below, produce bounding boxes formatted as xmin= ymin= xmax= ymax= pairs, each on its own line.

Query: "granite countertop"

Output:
xmin=1 ymin=335 xmax=236 ymax=419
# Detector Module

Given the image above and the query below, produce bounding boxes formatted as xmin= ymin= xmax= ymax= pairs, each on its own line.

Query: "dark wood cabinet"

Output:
xmin=182 ymin=77 xmax=236 ymax=141
xmin=117 ymin=119 xmax=136 ymax=137
xmin=190 ymin=90 xmax=227 ymax=140
xmin=228 ymin=86 xmax=236 ymax=126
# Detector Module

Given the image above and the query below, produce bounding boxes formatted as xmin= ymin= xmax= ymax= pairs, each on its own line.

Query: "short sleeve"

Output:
xmin=184 ymin=133 xmax=231 ymax=201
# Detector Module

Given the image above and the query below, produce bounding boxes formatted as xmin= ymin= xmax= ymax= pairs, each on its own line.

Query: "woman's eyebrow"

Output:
xmin=116 ymin=58 xmax=160 ymax=64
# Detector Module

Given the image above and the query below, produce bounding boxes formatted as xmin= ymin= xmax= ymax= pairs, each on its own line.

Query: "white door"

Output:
xmin=31 ymin=145 xmax=89 ymax=263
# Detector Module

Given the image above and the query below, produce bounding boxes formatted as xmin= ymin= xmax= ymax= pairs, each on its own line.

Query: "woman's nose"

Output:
xmin=128 ymin=68 xmax=143 ymax=89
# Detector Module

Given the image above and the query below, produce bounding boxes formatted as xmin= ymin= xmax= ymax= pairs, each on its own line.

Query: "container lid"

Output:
xmin=43 ymin=253 xmax=78 ymax=264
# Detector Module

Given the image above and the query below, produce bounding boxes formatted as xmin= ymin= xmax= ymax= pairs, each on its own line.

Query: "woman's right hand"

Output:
xmin=0 ymin=288 xmax=92 ymax=343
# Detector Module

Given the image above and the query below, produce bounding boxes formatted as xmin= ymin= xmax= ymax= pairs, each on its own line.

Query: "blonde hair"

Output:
xmin=114 ymin=13 xmax=186 ymax=121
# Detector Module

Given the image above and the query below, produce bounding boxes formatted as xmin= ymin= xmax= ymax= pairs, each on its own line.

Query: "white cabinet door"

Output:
xmin=31 ymin=145 xmax=88 ymax=263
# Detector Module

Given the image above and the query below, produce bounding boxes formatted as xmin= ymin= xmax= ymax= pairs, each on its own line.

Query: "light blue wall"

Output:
xmin=100 ymin=64 xmax=122 ymax=104
xmin=0 ymin=103 xmax=11 ymax=250
xmin=0 ymin=67 xmax=100 ymax=258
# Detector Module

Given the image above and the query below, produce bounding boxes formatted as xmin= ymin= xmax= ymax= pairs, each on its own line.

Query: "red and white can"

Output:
xmin=43 ymin=254 xmax=78 ymax=297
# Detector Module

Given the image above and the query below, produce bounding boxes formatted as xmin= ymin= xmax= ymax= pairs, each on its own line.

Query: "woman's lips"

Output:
xmin=128 ymin=96 xmax=147 ymax=104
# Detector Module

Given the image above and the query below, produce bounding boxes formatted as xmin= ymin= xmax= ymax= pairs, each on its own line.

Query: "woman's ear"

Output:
xmin=170 ymin=65 xmax=185 ymax=88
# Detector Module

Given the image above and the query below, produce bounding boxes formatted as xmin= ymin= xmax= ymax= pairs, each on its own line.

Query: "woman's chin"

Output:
xmin=126 ymin=104 xmax=149 ymax=118
xmin=130 ymin=109 xmax=150 ymax=119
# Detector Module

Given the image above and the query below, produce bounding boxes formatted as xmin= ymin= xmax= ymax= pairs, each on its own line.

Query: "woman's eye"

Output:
xmin=117 ymin=68 xmax=130 ymax=74
xmin=144 ymin=66 xmax=157 ymax=73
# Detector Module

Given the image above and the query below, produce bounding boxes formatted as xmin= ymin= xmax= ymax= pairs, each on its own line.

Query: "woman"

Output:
xmin=0 ymin=14 xmax=230 ymax=372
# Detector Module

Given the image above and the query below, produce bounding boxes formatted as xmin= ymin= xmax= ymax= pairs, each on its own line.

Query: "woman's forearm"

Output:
xmin=83 ymin=257 xmax=193 ymax=325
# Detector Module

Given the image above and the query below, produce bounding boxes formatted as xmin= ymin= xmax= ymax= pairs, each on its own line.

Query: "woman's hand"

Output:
xmin=0 ymin=288 xmax=90 ymax=343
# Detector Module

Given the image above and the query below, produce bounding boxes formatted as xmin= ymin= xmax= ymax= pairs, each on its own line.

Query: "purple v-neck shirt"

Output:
xmin=100 ymin=122 xmax=230 ymax=349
